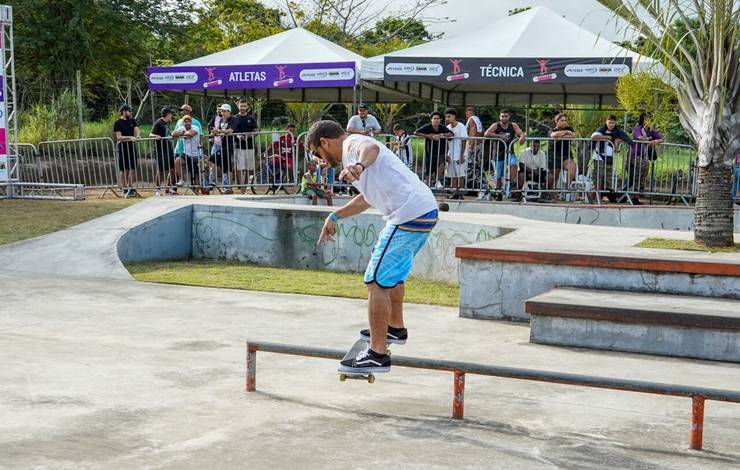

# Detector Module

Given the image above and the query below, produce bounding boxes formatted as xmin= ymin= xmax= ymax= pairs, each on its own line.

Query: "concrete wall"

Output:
xmin=259 ymin=195 xmax=740 ymax=232
xmin=192 ymin=204 xmax=509 ymax=283
xmin=459 ymin=260 xmax=740 ymax=322
xmin=530 ymin=316 xmax=740 ymax=363
xmin=117 ymin=205 xmax=193 ymax=263
xmin=444 ymin=201 xmax=740 ymax=232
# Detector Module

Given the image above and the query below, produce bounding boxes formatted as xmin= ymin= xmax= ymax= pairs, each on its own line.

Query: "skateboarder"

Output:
xmin=308 ymin=120 xmax=439 ymax=375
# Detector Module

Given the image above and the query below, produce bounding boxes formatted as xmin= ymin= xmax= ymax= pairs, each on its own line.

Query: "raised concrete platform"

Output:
xmin=527 ymin=288 xmax=740 ymax=362
xmin=456 ymin=221 xmax=740 ymax=322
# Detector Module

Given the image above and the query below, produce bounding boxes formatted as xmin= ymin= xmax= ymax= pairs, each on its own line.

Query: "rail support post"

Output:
xmin=452 ymin=370 xmax=465 ymax=419
xmin=246 ymin=343 xmax=257 ymax=392
xmin=689 ymin=395 xmax=705 ymax=450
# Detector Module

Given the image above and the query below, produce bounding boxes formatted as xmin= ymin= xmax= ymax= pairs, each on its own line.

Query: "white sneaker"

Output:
xmin=154 ymin=189 xmax=161 ymax=197
xmin=176 ymin=179 xmax=184 ymax=186
xmin=434 ymin=180 xmax=444 ymax=189
xmin=477 ymin=191 xmax=485 ymax=200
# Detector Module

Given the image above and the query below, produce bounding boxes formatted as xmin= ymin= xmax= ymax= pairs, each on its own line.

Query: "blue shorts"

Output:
xmin=363 ymin=210 xmax=438 ymax=288
xmin=495 ymin=154 xmax=518 ymax=178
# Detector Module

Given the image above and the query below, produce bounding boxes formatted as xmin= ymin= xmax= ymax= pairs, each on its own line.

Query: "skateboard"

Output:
xmin=337 ymin=338 xmax=391 ymax=383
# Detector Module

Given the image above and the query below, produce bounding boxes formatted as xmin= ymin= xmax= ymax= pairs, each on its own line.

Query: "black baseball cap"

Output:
xmin=119 ymin=104 xmax=132 ymax=113
xmin=160 ymin=106 xmax=174 ymax=117
xmin=358 ymin=103 xmax=368 ymax=110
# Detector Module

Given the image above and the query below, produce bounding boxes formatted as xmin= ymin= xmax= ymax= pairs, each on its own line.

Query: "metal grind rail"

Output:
xmin=245 ymin=340 xmax=740 ymax=451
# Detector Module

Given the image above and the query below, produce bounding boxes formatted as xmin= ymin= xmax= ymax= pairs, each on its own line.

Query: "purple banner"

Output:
xmin=147 ymin=62 xmax=356 ymax=91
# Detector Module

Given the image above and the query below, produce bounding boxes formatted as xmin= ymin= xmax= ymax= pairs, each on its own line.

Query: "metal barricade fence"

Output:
xmin=620 ymin=141 xmax=696 ymax=205
xmin=10 ymin=143 xmax=39 ymax=182
xmin=36 ymin=138 xmax=118 ymax=189
xmin=9 ymin=131 xmax=698 ymax=204
xmin=506 ymin=137 xmax=626 ymax=203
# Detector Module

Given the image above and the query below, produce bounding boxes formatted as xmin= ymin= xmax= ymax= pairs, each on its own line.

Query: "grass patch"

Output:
xmin=0 ymin=198 xmax=139 ymax=245
xmin=635 ymin=237 xmax=740 ymax=253
xmin=127 ymin=260 xmax=460 ymax=306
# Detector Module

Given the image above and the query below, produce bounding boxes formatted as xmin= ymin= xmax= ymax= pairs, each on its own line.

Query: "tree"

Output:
xmin=599 ymin=0 xmax=739 ymax=247
xmin=177 ymin=0 xmax=285 ymax=56
xmin=12 ymin=0 xmax=189 ymax=95
xmin=283 ymin=0 xmax=447 ymax=52
xmin=616 ymin=72 xmax=687 ymax=143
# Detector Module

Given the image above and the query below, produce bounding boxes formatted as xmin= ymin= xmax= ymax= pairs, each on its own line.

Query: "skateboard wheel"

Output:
xmin=367 ymin=375 xmax=375 ymax=384
xmin=339 ymin=374 xmax=347 ymax=382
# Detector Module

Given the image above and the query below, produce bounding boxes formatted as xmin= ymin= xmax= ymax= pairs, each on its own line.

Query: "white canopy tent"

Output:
xmin=360 ymin=6 xmax=657 ymax=108
xmin=148 ymin=28 xmax=364 ymax=102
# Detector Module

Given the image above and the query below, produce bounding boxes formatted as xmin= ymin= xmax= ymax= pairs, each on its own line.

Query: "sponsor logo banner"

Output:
xmin=383 ymin=57 xmax=632 ymax=84
xmin=147 ymin=62 xmax=356 ymax=90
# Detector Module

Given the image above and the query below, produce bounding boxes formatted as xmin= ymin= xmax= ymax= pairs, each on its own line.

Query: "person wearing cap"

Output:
xmin=347 ymin=104 xmax=382 ymax=136
xmin=210 ymin=103 xmax=237 ymax=193
xmin=113 ymin=104 xmax=140 ymax=198
xmin=173 ymin=115 xmax=202 ymax=191
xmin=149 ymin=107 xmax=176 ymax=196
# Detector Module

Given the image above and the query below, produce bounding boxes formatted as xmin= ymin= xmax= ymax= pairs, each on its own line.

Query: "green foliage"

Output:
xmin=18 ymin=90 xmax=82 ymax=145
xmin=173 ymin=0 xmax=285 ymax=57
xmin=616 ymin=73 xmax=688 ymax=143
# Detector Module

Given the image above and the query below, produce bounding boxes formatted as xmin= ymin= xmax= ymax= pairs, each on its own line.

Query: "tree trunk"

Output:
xmin=694 ymin=157 xmax=734 ymax=247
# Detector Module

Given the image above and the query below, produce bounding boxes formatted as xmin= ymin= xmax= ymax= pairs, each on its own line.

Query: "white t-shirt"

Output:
xmin=446 ymin=122 xmax=468 ymax=161
xmin=342 ymin=135 xmax=438 ymax=226
xmin=467 ymin=115 xmax=483 ymax=134
xmin=347 ymin=115 xmax=381 ymax=135
xmin=175 ymin=125 xmax=201 ymax=157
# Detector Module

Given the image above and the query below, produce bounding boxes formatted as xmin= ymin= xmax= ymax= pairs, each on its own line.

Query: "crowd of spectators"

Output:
xmin=113 ymin=100 xmax=734 ymax=206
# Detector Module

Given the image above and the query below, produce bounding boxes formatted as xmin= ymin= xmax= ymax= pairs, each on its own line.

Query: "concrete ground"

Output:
xmin=2 ymin=272 xmax=740 ymax=469
xmin=1 ymin=197 xmax=739 ymax=469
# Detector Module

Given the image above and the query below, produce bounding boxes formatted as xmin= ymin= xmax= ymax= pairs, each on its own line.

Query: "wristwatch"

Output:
xmin=329 ymin=213 xmax=339 ymax=223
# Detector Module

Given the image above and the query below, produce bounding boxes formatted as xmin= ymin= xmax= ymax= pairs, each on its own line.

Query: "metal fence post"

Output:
xmin=452 ymin=370 xmax=465 ymax=419
xmin=246 ymin=343 xmax=257 ymax=392
xmin=690 ymin=395 xmax=705 ymax=450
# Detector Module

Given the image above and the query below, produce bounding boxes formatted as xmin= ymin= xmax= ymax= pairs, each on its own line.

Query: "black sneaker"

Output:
xmin=338 ymin=348 xmax=391 ymax=374
xmin=359 ymin=326 xmax=407 ymax=345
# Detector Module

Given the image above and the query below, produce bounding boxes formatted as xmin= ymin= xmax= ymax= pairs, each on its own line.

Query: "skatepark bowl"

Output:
xmin=1 ymin=194 xmax=739 ymax=469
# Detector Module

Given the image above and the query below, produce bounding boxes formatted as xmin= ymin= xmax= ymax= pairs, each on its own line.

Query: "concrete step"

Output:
xmin=525 ymin=288 xmax=740 ymax=363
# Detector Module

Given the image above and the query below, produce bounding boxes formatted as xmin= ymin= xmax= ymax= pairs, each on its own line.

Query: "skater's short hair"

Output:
xmin=393 ymin=124 xmax=404 ymax=132
xmin=444 ymin=107 xmax=457 ymax=117
xmin=499 ymin=109 xmax=511 ymax=116
xmin=306 ymin=120 xmax=344 ymax=149
xmin=430 ymin=111 xmax=443 ymax=119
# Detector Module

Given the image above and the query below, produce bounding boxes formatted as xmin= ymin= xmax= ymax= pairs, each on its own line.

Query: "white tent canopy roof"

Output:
xmin=360 ymin=6 xmax=657 ymax=107
xmin=179 ymin=27 xmax=364 ymax=67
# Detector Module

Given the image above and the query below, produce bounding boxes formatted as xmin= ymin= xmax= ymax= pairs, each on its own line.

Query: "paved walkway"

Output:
xmin=1 ymin=197 xmax=739 ymax=469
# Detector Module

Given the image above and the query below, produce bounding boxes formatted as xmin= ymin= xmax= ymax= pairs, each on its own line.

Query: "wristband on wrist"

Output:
xmin=355 ymin=162 xmax=366 ymax=171
xmin=329 ymin=213 xmax=339 ymax=223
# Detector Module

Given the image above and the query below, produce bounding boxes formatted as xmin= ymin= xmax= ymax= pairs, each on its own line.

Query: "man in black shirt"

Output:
xmin=210 ymin=103 xmax=237 ymax=194
xmin=415 ymin=111 xmax=453 ymax=188
xmin=149 ymin=107 xmax=175 ymax=196
xmin=113 ymin=104 xmax=140 ymax=198
xmin=234 ymin=98 xmax=259 ymax=193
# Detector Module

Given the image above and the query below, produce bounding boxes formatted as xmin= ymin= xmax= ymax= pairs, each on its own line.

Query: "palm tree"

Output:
xmin=599 ymin=0 xmax=739 ymax=246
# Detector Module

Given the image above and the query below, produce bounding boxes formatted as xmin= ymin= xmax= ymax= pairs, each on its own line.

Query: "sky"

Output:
xmin=263 ymin=0 xmax=639 ymax=42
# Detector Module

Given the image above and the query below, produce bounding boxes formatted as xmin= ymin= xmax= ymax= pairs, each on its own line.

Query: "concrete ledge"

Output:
xmin=455 ymin=247 xmax=740 ymax=277
xmin=525 ymin=288 xmax=740 ymax=331
xmin=527 ymin=288 xmax=740 ymax=362
xmin=530 ymin=316 xmax=740 ymax=363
